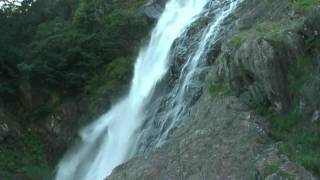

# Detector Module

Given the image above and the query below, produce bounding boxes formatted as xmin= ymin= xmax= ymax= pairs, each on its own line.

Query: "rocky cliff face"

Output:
xmin=108 ymin=0 xmax=320 ymax=179
xmin=109 ymin=96 xmax=314 ymax=180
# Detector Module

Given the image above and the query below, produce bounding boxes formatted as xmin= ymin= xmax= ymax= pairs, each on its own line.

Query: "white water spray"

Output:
xmin=134 ymin=0 xmax=240 ymax=154
xmin=54 ymin=0 xmax=209 ymax=179
xmin=154 ymin=0 xmax=241 ymax=147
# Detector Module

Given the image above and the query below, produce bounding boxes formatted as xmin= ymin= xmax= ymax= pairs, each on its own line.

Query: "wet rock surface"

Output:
xmin=135 ymin=0 xmax=241 ymax=156
xmin=109 ymin=94 xmax=315 ymax=180
xmin=108 ymin=1 xmax=320 ymax=179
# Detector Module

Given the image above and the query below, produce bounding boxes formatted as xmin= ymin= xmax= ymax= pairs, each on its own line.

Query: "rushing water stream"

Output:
xmin=55 ymin=0 xmax=239 ymax=179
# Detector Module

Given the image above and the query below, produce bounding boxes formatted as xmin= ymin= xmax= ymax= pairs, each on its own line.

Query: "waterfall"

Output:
xmin=135 ymin=0 xmax=240 ymax=153
xmin=54 ymin=0 xmax=239 ymax=179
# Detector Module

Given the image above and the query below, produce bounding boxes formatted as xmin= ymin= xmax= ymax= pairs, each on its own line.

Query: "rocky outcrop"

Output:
xmin=42 ymin=97 xmax=90 ymax=163
xmin=143 ymin=0 xmax=167 ymax=23
xmin=207 ymin=0 xmax=308 ymax=113
xmin=0 ymin=122 xmax=9 ymax=142
xmin=212 ymin=35 xmax=296 ymax=113
xmin=107 ymin=1 xmax=320 ymax=180
xmin=109 ymin=94 xmax=315 ymax=179
xmin=212 ymin=5 xmax=320 ymax=115
xmin=297 ymin=7 xmax=320 ymax=122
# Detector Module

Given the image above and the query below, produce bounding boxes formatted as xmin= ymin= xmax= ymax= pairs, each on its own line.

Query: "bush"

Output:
xmin=0 ymin=130 xmax=51 ymax=180
xmin=269 ymin=110 xmax=300 ymax=140
xmin=85 ymin=57 xmax=133 ymax=114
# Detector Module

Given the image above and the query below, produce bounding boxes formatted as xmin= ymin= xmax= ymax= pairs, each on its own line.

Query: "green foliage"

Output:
xmin=0 ymin=130 xmax=51 ymax=180
xmin=305 ymin=32 xmax=320 ymax=52
xmin=255 ymin=20 xmax=297 ymax=39
xmin=267 ymin=53 xmax=319 ymax=176
xmin=29 ymin=27 xmax=93 ymax=91
xmin=0 ymin=0 xmax=150 ymax=178
xmin=244 ymin=53 xmax=319 ymax=176
xmin=247 ymin=99 xmax=320 ymax=177
xmin=269 ymin=110 xmax=300 ymax=140
xmin=28 ymin=0 xmax=147 ymax=93
xmin=230 ymin=19 xmax=300 ymax=49
xmin=277 ymin=126 xmax=320 ymax=177
xmin=245 ymin=96 xmax=270 ymax=116
xmin=0 ymin=0 xmax=149 ymax=97
xmin=85 ymin=57 xmax=133 ymax=113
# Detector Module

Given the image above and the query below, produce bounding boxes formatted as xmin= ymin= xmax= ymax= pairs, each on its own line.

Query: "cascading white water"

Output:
xmin=54 ymin=0 xmax=210 ymax=179
xmin=154 ymin=0 xmax=241 ymax=147
xmin=135 ymin=0 xmax=240 ymax=154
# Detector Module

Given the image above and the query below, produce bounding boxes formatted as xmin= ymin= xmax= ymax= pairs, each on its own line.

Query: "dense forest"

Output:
xmin=0 ymin=0 xmax=150 ymax=106
xmin=0 ymin=0 xmax=150 ymax=179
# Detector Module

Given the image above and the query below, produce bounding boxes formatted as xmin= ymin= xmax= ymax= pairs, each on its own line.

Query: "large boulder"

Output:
xmin=212 ymin=35 xmax=297 ymax=112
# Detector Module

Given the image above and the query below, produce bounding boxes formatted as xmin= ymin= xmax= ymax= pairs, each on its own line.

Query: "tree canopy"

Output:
xmin=0 ymin=0 xmax=149 ymax=103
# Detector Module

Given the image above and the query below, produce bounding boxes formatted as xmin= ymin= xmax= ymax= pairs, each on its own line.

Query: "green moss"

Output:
xmin=267 ymin=60 xmax=319 ymax=176
xmin=208 ymin=82 xmax=232 ymax=97
xmin=289 ymin=56 xmax=313 ymax=78
xmin=230 ymin=20 xmax=298 ymax=49
xmin=262 ymin=164 xmax=295 ymax=179
xmin=255 ymin=21 xmax=284 ymax=33
xmin=264 ymin=164 xmax=280 ymax=175
xmin=290 ymin=0 xmax=320 ymax=12
xmin=244 ymin=54 xmax=319 ymax=176
xmin=288 ymin=56 xmax=313 ymax=95
xmin=255 ymin=21 xmax=290 ymax=39
xmin=267 ymin=54 xmax=319 ymax=177
xmin=230 ymin=31 xmax=250 ymax=48
xmin=235 ymin=7 xmax=319 ymax=177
